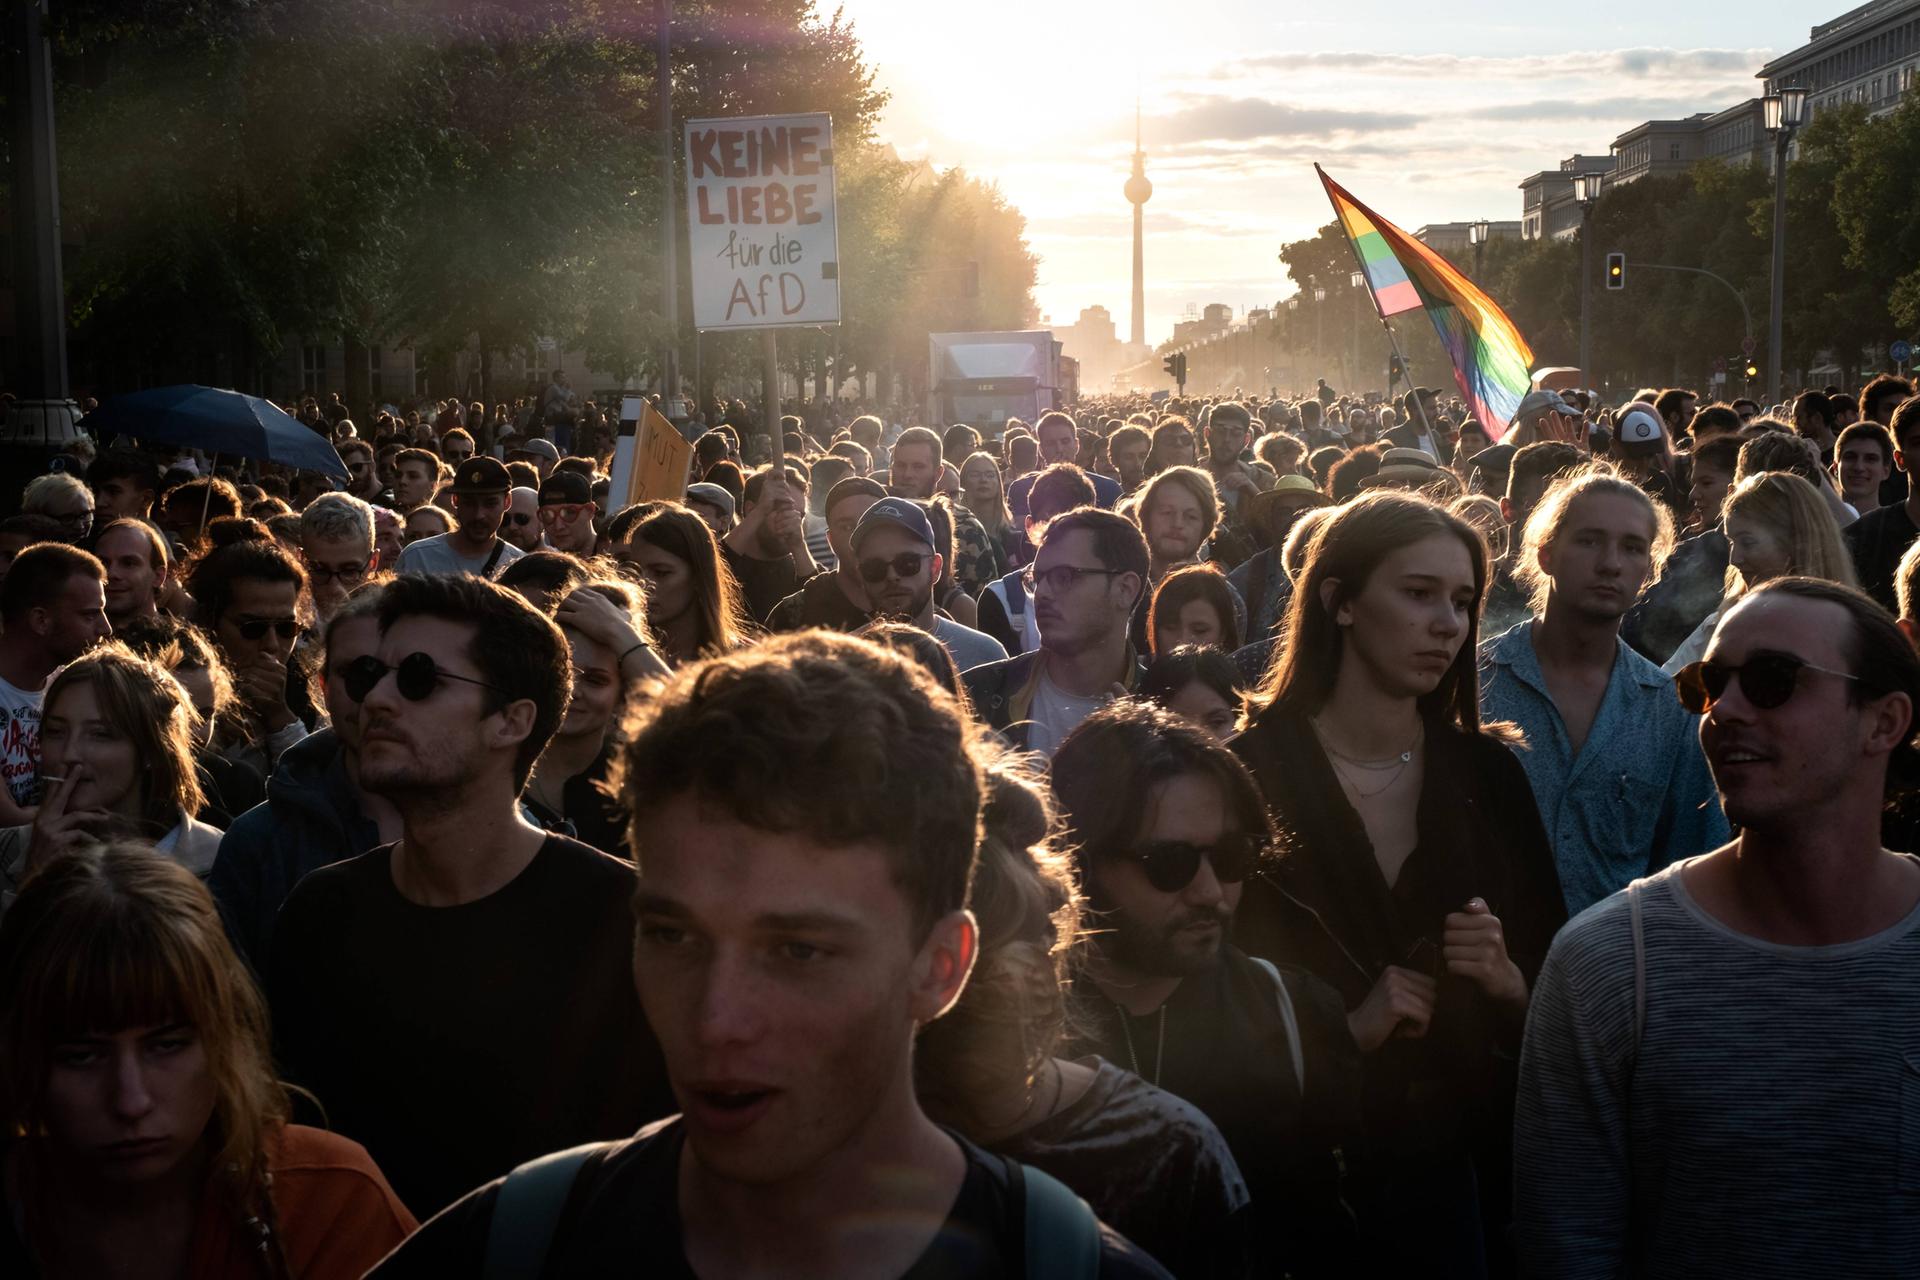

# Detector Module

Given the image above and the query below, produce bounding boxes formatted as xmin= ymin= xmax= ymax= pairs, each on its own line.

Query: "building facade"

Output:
xmin=1412 ymin=221 xmax=1523 ymax=254
xmin=1610 ymin=99 xmax=1769 ymax=186
xmin=1760 ymin=0 xmax=1920 ymax=126
xmin=1519 ymin=155 xmax=1617 ymax=241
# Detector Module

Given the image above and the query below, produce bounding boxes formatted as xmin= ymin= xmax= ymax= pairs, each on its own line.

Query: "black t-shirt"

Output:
xmin=522 ymin=750 xmax=630 ymax=860
xmin=766 ymin=570 xmax=872 ymax=633
xmin=721 ymin=543 xmax=801 ymax=623
xmin=1842 ymin=500 xmax=1919 ymax=613
xmin=1071 ymin=949 xmax=1359 ymax=1274
xmin=368 ymin=1118 xmax=1170 ymax=1279
xmin=268 ymin=835 xmax=672 ymax=1218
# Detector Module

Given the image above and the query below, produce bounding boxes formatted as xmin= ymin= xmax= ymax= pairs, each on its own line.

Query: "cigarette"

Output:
xmin=39 ymin=776 xmax=66 ymax=784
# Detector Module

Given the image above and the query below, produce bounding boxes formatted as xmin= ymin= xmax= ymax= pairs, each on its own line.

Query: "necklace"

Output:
xmin=1313 ymin=718 xmax=1423 ymax=800
xmin=1114 ymin=1003 xmax=1167 ymax=1085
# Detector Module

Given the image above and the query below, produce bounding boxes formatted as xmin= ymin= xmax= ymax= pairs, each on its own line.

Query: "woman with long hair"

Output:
xmin=915 ymin=745 xmax=1251 ymax=1279
xmin=2 ymin=645 xmax=224 ymax=905
xmin=0 ymin=844 xmax=413 ymax=1277
xmin=958 ymin=451 xmax=1016 ymax=578
xmin=1661 ymin=470 xmax=1857 ymax=674
xmin=1142 ymin=644 xmax=1244 ymax=742
xmin=1230 ymin=490 xmax=1565 ymax=1277
xmin=615 ymin=506 xmax=752 ymax=667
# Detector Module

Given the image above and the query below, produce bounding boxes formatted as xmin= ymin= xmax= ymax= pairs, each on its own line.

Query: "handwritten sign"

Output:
xmin=684 ymin=112 xmax=840 ymax=331
xmin=630 ymin=403 xmax=692 ymax=505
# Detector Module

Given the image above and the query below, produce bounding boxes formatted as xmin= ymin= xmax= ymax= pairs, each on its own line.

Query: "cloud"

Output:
xmin=1147 ymin=96 xmax=1419 ymax=145
xmin=1467 ymin=94 xmax=1751 ymax=122
xmin=1225 ymin=46 xmax=1768 ymax=80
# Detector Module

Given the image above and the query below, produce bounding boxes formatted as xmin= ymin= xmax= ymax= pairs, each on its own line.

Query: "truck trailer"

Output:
xmin=927 ymin=330 xmax=1066 ymax=430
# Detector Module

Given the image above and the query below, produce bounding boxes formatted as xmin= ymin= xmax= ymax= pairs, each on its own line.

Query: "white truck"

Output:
xmin=927 ymin=330 xmax=1068 ymax=430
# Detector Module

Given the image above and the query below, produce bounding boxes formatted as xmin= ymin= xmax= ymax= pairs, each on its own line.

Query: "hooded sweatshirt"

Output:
xmin=209 ymin=729 xmax=379 ymax=970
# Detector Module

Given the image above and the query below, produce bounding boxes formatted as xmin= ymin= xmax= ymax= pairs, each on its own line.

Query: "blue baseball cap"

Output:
xmin=851 ymin=496 xmax=935 ymax=552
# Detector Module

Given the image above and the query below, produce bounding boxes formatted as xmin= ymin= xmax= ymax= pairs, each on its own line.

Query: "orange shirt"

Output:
xmin=186 ymin=1124 xmax=416 ymax=1279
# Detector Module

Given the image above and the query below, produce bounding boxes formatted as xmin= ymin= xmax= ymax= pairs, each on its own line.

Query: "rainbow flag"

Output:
xmin=1317 ymin=165 xmax=1534 ymax=438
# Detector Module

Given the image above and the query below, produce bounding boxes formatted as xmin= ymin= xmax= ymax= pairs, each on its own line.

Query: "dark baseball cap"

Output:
xmin=538 ymin=470 xmax=593 ymax=506
xmin=449 ymin=456 xmax=510 ymax=496
xmin=851 ymin=496 xmax=935 ymax=552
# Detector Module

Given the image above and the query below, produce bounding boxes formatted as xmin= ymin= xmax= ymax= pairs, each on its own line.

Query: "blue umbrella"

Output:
xmin=82 ymin=384 xmax=347 ymax=480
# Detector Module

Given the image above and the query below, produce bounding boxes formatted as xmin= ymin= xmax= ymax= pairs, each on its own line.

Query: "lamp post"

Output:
xmin=1350 ymin=269 xmax=1365 ymax=391
xmin=1573 ymin=172 xmax=1603 ymax=392
xmin=1469 ymin=219 xmax=1491 ymax=279
xmin=1312 ymin=278 xmax=1327 ymax=369
xmin=1764 ymin=85 xmax=1809 ymax=407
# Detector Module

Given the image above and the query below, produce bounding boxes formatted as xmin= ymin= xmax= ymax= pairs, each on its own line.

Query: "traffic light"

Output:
xmin=1606 ymin=252 xmax=1625 ymax=290
xmin=1388 ymin=354 xmax=1406 ymax=386
xmin=1163 ymin=353 xmax=1180 ymax=382
xmin=1176 ymin=353 xmax=1188 ymax=388
xmin=1743 ymin=358 xmax=1760 ymax=380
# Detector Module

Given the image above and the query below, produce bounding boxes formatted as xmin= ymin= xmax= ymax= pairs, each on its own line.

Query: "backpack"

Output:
xmin=480 ymin=1143 xmax=1102 ymax=1280
xmin=984 ymin=568 xmax=1042 ymax=655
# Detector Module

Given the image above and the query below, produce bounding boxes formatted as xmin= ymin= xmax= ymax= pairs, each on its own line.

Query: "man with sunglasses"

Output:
xmin=393 ymin=456 xmax=524 ymax=580
xmin=849 ymin=497 xmax=1006 ymax=672
xmin=1053 ymin=701 xmax=1359 ymax=1275
xmin=299 ymin=492 xmax=378 ymax=624
xmin=269 ymin=573 xmax=671 ymax=1218
xmin=189 ymin=537 xmax=316 ymax=771
xmin=964 ymin=507 xmax=1148 ymax=756
xmin=1517 ymin=577 xmax=1920 ymax=1278
xmin=498 ymin=485 xmax=542 ymax=553
xmin=1481 ymin=470 xmax=1728 ymax=915
xmin=535 ymin=469 xmax=598 ymax=556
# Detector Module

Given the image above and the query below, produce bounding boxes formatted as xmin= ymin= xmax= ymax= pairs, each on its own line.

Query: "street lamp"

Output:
xmin=1573 ymin=172 xmax=1603 ymax=392
xmin=1469 ymin=219 xmax=1491 ymax=278
xmin=1350 ymin=270 xmax=1365 ymax=389
xmin=1764 ymin=84 xmax=1809 ymax=406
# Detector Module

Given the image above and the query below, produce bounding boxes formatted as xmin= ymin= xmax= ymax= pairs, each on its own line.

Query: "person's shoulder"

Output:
xmin=271 ymin=1123 xmax=415 ymax=1214
xmin=1615 ymin=636 xmax=1681 ymax=693
xmin=277 ymin=845 xmax=393 ymax=921
xmin=539 ymin=833 xmax=638 ymax=885
xmin=1096 ymin=1224 xmax=1177 ymax=1278
xmin=1547 ymin=873 xmax=1660 ymax=970
xmin=393 ymin=534 xmax=445 ymax=567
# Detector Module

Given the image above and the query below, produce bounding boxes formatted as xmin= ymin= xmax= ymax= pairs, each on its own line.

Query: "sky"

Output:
xmin=834 ymin=0 xmax=1825 ymax=347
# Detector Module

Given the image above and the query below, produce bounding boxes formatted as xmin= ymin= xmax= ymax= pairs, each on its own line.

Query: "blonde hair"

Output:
xmin=0 ymin=844 xmax=290 ymax=1271
xmin=1136 ymin=465 xmax=1221 ymax=542
xmin=21 ymin=472 xmax=90 ymax=517
xmin=1449 ymin=493 xmax=1509 ymax=561
xmin=42 ymin=643 xmax=204 ymax=829
xmin=1515 ymin=464 xmax=1677 ymax=616
xmin=1721 ymin=471 xmax=1857 ymax=599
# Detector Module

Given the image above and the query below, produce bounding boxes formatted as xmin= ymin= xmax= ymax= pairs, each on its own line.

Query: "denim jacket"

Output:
xmin=1478 ymin=621 xmax=1730 ymax=915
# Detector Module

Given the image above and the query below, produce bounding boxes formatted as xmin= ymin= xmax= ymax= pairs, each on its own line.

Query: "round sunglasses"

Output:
xmin=1126 ymin=833 xmax=1264 ymax=894
xmin=341 ymin=652 xmax=505 ymax=704
xmin=1674 ymin=653 xmax=1860 ymax=714
xmin=859 ymin=552 xmax=928 ymax=583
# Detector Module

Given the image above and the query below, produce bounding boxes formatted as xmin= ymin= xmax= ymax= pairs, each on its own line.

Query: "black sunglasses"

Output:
xmin=1127 ymin=833 xmax=1263 ymax=894
xmin=859 ymin=552 xmax=928 ymax=584
xmin=342 ymin=652 xmax=505 ymax=704
xmin=504 ymin=512 xmax=534 ymax=527
xmin=234 ymin=616 xmax=300 ymax=641
xmin=1675 ymin=653 xmax=1860 ymax=714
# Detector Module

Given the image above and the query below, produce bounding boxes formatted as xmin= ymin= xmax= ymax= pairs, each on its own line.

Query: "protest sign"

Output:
xmin=684 ymin=112 xmax=840 ymax=331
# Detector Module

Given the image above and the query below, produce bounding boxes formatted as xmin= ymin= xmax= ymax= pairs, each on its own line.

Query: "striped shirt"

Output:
xmin=1514 ymin=858 xmax=1920 ymax=1278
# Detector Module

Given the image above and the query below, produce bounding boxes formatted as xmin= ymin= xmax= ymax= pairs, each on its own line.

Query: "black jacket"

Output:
xmin=1229 ymin=710 xmax=1564 ymax=1178
xmin=962 ymin=647 xmax=1146 ymax=750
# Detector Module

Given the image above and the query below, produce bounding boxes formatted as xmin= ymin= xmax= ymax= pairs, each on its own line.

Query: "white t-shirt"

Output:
xmin=393 ymin=532 xmax=523 ymax=579
xmin=1025 ymin=668 xmax=1109 ymax=759
xmin=0 ymin=674 xmax=45 ymax=811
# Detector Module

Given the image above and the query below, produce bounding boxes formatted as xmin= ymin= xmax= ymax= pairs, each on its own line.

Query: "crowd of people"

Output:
xmin=1 ymin=367 xmax=1918 ymax=1277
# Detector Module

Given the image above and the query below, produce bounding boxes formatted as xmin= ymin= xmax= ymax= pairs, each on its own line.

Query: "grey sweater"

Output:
xmin=1514 ymin=858 xmax=1920 ymax=1279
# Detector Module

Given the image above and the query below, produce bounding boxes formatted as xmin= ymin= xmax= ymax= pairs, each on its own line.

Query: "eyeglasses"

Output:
xmin=54 ymin=510 xmax=94 ymax=533
xmin=341 ymin=652 xmax=506 ymax=704
xmin=539 ymin=503 xmax=592 ymax=524
xmin=232 ymin=616 xmax=300 ymax=641
xmin=504 ymin=512 xmax=535 ymax=527
xmin=859 ymin=553 xmax=928 ymax=583
xmin=1674 ymin=653 xmax=1860 ymax=714
xmin=305 ymin=559 xmax=370 ymax=585
xmin=1126 ymin=833 xmax=1264 ymax=893
xmin=1022 ymin=565 xmax=1124 ymax=594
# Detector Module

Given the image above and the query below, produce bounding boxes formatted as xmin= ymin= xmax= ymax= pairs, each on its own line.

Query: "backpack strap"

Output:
xmin=482 ymin=1143 xmax=602 ymax=1280
xmin=1014 ymin=1159 xmax=1101 ymax=1280
xmin=480 ymin=537 xmax=507 ymax=579
xmin=1627 ymin=879 xmax=1647 ymax=1055
xmin=1250 ymin=955 xmax=1307 ymax=1096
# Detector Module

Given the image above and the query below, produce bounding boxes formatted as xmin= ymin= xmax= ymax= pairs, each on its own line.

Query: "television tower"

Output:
xmin=1123 ymin=101 xmax=1152 ymax=348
